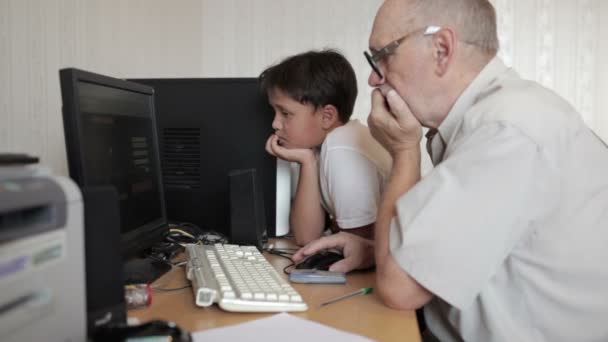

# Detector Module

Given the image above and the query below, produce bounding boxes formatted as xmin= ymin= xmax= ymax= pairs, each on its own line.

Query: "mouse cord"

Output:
xmin=263 ymin=244 xmax=296 ymax=275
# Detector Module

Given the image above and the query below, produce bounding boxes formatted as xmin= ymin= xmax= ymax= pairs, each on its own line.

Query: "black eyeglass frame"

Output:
xmin=364 ymin=25 xmax=442 ymax=79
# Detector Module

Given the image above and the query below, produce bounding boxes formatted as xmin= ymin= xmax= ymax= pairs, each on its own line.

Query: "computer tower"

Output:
xmin=129 ymin=78 xmax=280 ymax=239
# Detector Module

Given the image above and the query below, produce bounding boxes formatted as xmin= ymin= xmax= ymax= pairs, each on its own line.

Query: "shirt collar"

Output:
xmin=437 ymin=57 xmax=510 ymax=146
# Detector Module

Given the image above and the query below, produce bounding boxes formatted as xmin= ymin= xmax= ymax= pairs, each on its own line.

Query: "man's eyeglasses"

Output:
xmin=364 ymin=26 xmax=442 ymax=80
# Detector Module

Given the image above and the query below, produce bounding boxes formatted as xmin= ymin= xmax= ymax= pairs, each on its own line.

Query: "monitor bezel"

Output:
xmin=60 ymin=68 xmax=168 ymax=256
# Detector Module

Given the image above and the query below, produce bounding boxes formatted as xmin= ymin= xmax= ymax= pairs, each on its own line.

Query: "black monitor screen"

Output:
xmin=60 ymin=69 xmax=167 ymax=253
xmin=78 ymin=82 xmax=162 ymax=233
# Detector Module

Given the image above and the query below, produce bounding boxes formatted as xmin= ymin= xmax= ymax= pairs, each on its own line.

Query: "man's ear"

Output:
xmin=320 ymin=104 xmax=340 ymax=129
xmin=432 ymin=28 xmax=455 ymax=77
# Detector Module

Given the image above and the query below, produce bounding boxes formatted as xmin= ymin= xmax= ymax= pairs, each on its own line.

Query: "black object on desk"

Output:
xmin=91 ymin=319 xmax=192 ymax=342
xmin=295 ymin=251 xmax=344 ymax=271
xmin=123 ymin=257 xmax=172 ymax=285
xmin=0 ymin=153 xmax=39 ymax=165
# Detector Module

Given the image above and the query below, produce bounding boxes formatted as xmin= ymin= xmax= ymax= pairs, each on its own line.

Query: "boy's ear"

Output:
xmin=320 ymin=104 xmax=340 ymax=129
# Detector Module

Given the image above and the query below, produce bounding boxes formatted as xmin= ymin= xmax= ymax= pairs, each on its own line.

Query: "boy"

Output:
xmin=259 ymin=49 xmax=391 ymax=246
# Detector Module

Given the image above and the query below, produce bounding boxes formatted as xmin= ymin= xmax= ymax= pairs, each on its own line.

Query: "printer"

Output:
xmin=0 ymin=165 xmax=86 ymax=342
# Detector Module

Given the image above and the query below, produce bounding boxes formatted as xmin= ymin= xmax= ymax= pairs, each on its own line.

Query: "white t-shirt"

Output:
xmin=317 ymin=119 xmax=391 ymax=229
xmin=389 ymin=57 xmax=608 ymax=341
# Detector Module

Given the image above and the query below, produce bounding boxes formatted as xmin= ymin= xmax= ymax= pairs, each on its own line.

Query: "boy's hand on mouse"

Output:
xmin=292 ymin=232 xmax=375 ymax=273
xmin=265 ymin=134 xmax=316 ymax=165
xmin=367 ymin=88 xmax=422 ymax=157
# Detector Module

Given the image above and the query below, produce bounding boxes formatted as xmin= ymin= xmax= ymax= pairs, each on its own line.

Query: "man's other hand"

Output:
xmin=292 ymin=232 xmax=375 ymax=273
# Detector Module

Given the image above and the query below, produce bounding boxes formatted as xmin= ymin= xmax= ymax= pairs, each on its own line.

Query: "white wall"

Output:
xmin=1 ymin=0 xmax=607 ymax=176
xmin=596 ymin=0 xmax=608 ymax=140
xmin=491 ymin=0 xmax=607 ymax=130
xmin=0 ymin=0 xmax=384 ymax=175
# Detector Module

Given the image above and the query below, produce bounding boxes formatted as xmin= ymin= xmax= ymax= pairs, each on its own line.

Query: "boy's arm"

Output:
xmin=266 ymin=134 xmax=326 ymax=246
xmin=289 ymin=153 xmax=326 ymax=246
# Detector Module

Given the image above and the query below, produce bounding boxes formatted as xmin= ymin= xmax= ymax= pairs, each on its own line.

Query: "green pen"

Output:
xmin=319 ymin=287 xmax=373 ymax=307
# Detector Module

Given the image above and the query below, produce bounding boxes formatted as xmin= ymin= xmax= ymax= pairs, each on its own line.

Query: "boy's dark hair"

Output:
xmin=259 ymin=49 xmax=358 ymax=123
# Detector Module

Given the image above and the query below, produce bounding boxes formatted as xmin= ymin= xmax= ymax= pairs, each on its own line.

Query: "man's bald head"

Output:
xmin=374 ymin=0 xmax=499 ymax=57
xmin=367 ymin=0 xmax=500 ymax=128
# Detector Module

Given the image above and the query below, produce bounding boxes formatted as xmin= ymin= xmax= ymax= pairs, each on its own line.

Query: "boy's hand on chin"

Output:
xmin=265 ymin=134 xmax=316 ymax=165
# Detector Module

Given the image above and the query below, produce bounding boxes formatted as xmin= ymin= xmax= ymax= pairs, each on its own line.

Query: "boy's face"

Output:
xmin=268 ymin=88 xmax=326 ymax=149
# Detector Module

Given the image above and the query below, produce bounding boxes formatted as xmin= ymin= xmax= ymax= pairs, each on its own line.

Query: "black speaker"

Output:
xmin=229 ymin=169 xmax=267 ymax=248
xmin=81 ymin=186 xmax=126 ymax=336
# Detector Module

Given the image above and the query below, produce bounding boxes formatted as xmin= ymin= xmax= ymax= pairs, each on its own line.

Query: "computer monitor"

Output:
xmin=128 ymin=78 xmax=289 ymax=239
xmin=59 ymin=68 xmax=169 ymax=278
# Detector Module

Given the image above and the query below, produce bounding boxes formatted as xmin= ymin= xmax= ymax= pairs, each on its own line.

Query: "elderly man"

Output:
xmin=293 ymin=0 xmax=608 ymax=341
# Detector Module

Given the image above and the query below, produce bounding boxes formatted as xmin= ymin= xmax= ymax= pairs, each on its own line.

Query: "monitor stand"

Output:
xmin=123 ymin=257 xmax=171 ymax=284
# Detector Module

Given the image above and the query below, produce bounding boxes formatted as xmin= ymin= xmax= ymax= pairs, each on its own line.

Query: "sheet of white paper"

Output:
xmin=192 ymin=312 xmax=375 ymax=342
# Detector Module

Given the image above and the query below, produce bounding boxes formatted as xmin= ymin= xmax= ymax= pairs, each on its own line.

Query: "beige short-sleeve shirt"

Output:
xmin=390 ymin=58 xmax=608 ymax=342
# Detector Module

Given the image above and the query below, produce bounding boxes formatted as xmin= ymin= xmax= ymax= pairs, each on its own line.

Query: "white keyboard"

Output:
xmin=185 ymin=243 xmax=308 ymax=312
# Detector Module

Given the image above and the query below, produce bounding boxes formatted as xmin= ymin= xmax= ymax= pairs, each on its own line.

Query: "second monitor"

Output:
xmin=130 ymin=78 xmax=289 ymax=239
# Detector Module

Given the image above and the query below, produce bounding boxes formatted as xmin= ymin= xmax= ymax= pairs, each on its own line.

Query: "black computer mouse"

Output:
xmin=295 ymin=251 xmax=344 ymax=271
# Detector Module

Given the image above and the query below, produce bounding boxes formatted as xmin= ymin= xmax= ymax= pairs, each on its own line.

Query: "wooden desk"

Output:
xmin=129 ymin=239 xmax=420 ymax=342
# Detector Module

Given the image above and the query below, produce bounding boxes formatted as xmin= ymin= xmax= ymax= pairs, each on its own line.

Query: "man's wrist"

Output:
xmin=393 ymin=145 xmax=421 ymax=165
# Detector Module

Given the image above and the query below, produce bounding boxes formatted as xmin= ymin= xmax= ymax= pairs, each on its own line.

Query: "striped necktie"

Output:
xmin=425 ymin=129 xmax=445 ymax=166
